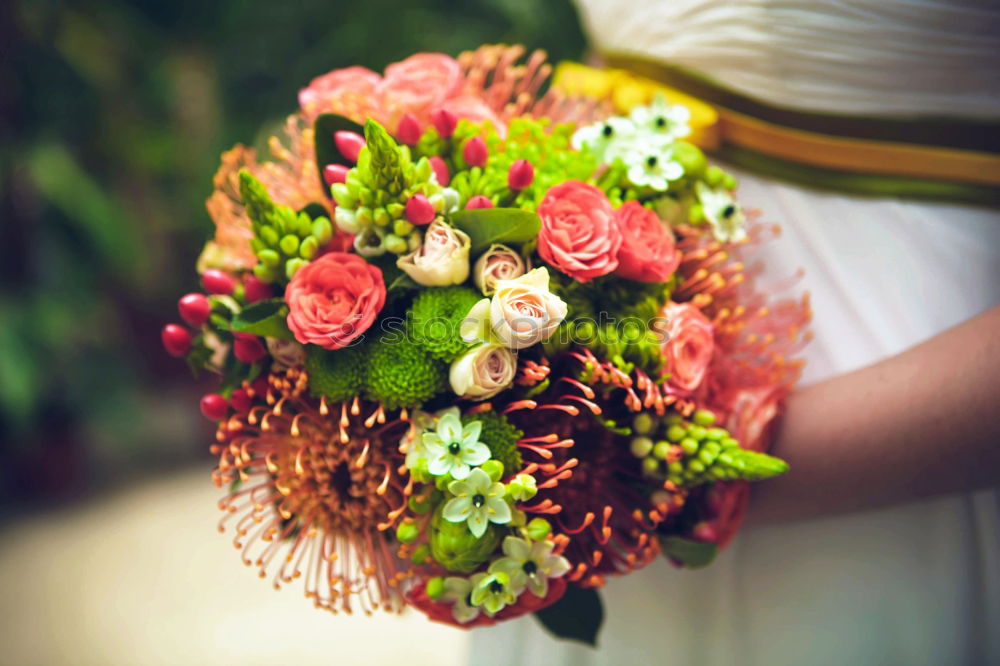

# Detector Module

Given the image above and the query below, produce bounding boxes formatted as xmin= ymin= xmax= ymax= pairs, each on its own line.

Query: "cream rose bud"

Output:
xmin=397 ymin=218 xmax=470 ymax=286
xmin=462 ymin=267 xmax=567 ymax=350
xmin=449 ymin=343 xmax=517 ymax=400
xmin=473 ymin=244 xmax=526 ymax=295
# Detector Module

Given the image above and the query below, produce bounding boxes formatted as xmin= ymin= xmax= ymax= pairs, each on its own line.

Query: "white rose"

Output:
xmin=461 ymin=267 xmax=568 ymax=350
xmin=397 ymin=218 xmax=470 ymax=286
xmin=449 ymin=343 xmax=517 ymax=400
xmin=473 ymin=244 xmax=526 ymax=296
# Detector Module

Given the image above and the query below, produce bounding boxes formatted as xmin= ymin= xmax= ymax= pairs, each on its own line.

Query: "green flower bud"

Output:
xmin=425 ymin=577 xmax=445 ymax=600
xmin=355 ymin=206 xmax=373 ymax=226
xmin=386 ymin=203 xmax=405 ymax=217
xmin=706 ymin=427 xmax=727 ymax=440
xmin=311 ymin=217 xmax=333 ymax=244
xmin=642 ymin=456 xmax=660 ymax=476
xmin=429 ymin=505 xmax=500 ymax=573
xmin=434 ymin=473 xmax=454 ymax=491
xmin=632 ymin=412 xmax=656 ymax=435
xmin=680 ymin=437 xmax=699 ymax=456
xmin=667 ymin=424 xmax=687 ymax=442
xmin=481 ymin=460 xmax=504 ymax=482
xmin=394 ymin=219 xmax=415 ymax=236
xmin=672 ymin=141 xmax=707 ymax=177
xmin=396 ymin=522 xmax=419 ymax=543
xmin=705 ymin=165 xmax=727 ymax=187
xmin=295 ymin=212 xmax=313 ymax=237
xmin=279 ymin=234 xmax=300 ymax=256
xmin=630 ymin=436 xmax=654 ymax=458
xmin=253 ymin=263 xmax=278 ymax=283
xmin=653 ymin=440 xmax=671 ymax=460
xmin=384 ymin=234 xmax=408 ymax=255
xmin=506 ymin=473 xmax=537 ymax=501
xmin=525 ymin=517 xmax=551 ymax=541
xmin=299 ymin=236 xmax=319 ymax=259
xmin=285 ymin=257 xmax=307 ymax=280
xmin=693 ymin=409 xmax=716 ymax=426
xmin=374 ymin=207 xmax=391 ymax=227
xmin=260 ymin=225 xmax=279 ymax=247
xmin=258 ymin=248 xmax=282 ymax=267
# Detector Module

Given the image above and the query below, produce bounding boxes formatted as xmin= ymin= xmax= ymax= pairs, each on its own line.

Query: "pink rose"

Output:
xmin=298 ymin=67 xmax=382 ymax=122
xmin=284 ymin=252 xmax=386 ymax=350
xmin=378 ymin=54 xmax=464 ymax=125
xmin=658 ymin=302 xmax=714 ymax=394
xmin=536 ymin=181 xmax=622 ymax=282
xmin=613 ymin=202 xmax=681 ymax=283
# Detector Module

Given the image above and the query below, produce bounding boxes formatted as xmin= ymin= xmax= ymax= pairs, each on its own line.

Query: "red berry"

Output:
xmin=430 ymin=109 xmax=457 ymax=138
xmin=396 ymin=113 xmax=422 ymax=146
xmin=161 ymin=324 xmax=192 ymax=357
xmin=428 ymin=156 xmax=450 ymax=186
xmin=465 ymin=195 xmax=494 ymax=210
xmin=200 ymin=393 xmax=229 ymax=421
xmin=323 ymin=164 xmax=350 ymax=186
xmin=405 ymin=194 xmax=436 ymax=226
xmin=230 ymin=388 xmax=252 ymax=414
xmin=334 ymin=131 xmax=365 ymax=163
xmin=243 ymin=276 xmax=273 ymax=304
xmin=178 ymin=293 xmax=211 ymax=327
xmin=462 ymin=137 xmax=488 ymax=168
xmin=508 ymin=159 xmax=534 ymax=191
xmin=233 ymin=335 xmax=267 ymax=364
xmin=201 ymin=269 xmax=235 ymax=295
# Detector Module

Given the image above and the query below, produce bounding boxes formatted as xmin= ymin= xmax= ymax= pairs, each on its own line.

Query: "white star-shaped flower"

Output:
xmin=629 ymin=96 xmax=691 ymax=141
xmin=571 ymin=117 xmax=637 ymax=164
xmin=442 ymin=468 xmax=512 ymax=538
xmin=622 ymin=146 xmax=685 ymax=191
xmin=488 ymin=536 xmax=571 ymax=599
xmin=696 ymin=181 xmax=747 ymax=243
xmin=422 ymin=407 xmax=489 ymax=480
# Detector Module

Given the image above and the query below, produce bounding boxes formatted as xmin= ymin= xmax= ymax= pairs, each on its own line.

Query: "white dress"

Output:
xmin=469 ymin=2 xmax=1000 ymax=664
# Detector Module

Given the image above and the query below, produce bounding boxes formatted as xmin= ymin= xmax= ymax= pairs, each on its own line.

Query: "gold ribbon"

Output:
xmin=553 ymin=61 xmax=1000 ymax=189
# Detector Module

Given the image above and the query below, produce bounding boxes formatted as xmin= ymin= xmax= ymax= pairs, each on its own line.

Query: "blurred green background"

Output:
xmin=0 ymin=0 xmax=587 ymax=511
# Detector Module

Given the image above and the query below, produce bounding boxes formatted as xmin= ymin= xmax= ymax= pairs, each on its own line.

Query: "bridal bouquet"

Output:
xmin=162 ymin=46 xmax=809 ymax=644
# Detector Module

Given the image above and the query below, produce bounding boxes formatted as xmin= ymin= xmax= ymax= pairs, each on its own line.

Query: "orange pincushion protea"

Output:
xmin=212 ymin=368 xmax=414 ymax=614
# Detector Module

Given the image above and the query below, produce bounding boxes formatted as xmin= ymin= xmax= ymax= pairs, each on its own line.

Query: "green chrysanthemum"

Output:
xmin=304 ymin=343 xmax=368 ymax=403
xmin=462 ymin=410 xmax=523 ymax=475
xmin=364 ymin=335 xmax=448 ymax=409
xmin=408 ymin=286 xmax=481 ymax=362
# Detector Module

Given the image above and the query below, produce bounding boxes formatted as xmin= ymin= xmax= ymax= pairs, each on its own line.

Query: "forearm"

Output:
xmin=749 ymin=305 xmax=1000 ymax=523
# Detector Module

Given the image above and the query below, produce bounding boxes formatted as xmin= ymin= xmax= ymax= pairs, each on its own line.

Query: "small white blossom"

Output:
xmin=629 ymin=96 xmax=691 ymax=141
xmin=441 ymin=575 xmax=481 ymax=624
xmin=622 ymin=147 xmax=684 ymax=191
xmin=488 ymin=536 xmax=571 ymax=598
xmin=422 ymin=407 xmax=489 ymax=480
xmin=696 ymin=181 xmax=747 ymax=243
xmin=443 ymin=468 xmax=512 ymax=537
xmin=470 ymin=571 xmax=518 ymax=615
xmin=571 ymin=117 xmax=637 ymax=164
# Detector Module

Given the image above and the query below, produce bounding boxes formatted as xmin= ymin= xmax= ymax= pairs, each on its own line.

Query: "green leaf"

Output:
xmin=448 ymin=207 xmax=541 ymax=255
xmin=659 ymin=536 xmax=718 ymax=569
xmin=533 ymin=584 xmax=604 ymax=647
xmin=229 ymin=298 xmax=293 ymax=340
xmin=314 ymin=113 xmax=365 ymax=191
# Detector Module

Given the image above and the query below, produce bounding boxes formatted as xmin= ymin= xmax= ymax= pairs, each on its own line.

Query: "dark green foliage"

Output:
xmin=462 ymin=410 xmax=523 ymax=476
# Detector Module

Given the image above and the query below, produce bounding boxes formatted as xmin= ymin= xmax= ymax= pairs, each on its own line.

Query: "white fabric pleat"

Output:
xmin=575 ymin=0 xmax=1000 ymax=118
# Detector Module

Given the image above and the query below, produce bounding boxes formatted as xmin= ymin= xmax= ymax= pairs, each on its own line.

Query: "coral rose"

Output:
xmin=613 ymin=201 xmax=681 ymax=283
xmin=284 ymin=252 xmax=385 ymax=350
xmin=537 ymin=181 xmax=621 ymax=282
xmin=378 ymin=53 xmax=464 ymax=125
xmin=658 ymin=302 xmax=714 ymax=394
xmin=298 ymin=66 xmax=382 ymax=122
